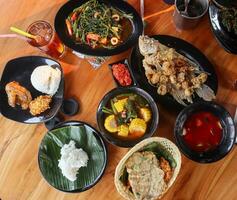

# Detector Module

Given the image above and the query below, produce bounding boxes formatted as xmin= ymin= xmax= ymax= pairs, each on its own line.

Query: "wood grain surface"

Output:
xmin=0 ymin=0 xmax=237 ymax=200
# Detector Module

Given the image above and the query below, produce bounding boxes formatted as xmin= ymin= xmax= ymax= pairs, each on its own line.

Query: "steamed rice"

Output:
xmin=31 ymin=65 xmax=61 ymax=95
xmin=58 ymin=140 xmax=89 ymax=182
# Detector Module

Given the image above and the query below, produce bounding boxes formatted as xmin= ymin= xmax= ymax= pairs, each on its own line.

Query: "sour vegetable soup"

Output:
xmin=182 ymin=111 xmax=223 ymax=153
xmin=102 ymin=93 xmax=152 ymax=140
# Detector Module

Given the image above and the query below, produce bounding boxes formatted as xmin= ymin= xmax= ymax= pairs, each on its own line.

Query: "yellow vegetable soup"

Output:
xmin=102 ymin=93 xmax=152 ymax=140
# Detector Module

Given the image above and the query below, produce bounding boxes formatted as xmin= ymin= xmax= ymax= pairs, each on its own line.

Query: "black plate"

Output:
xmin=208 ymin=2 xmax=237 ymax=54
xmin=212 ymin=0 xmax=237 ymax=8
xmin=97 ymin=86 xmax=159 ymax=148
xmin=108 ymin=59 xmax=136 ymax=87
xmin=0 ymin=56 xmax=64 ymax=124
xmin=129 ymin=35 xmax=218 ymax=110
xmin=174 ymin=102 xmax=236 ymax=163
xmin=54 ymin=0 xmax=143 ymax=56
xmin=38 ymin=120 xmax=108 ymax=193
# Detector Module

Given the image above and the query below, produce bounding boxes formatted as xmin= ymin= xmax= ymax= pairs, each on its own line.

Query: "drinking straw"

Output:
xmin=10 ymin=26 xmax=37 ymax=40
xmin=144 ymin=5 xmax=175 ymax=20
xmin=0 ymin=34 xmax=28 ymax=41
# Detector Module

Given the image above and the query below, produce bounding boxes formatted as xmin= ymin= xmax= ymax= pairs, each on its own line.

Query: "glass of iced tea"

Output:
xmin=27 ymin=20 xmax=65 ymax=58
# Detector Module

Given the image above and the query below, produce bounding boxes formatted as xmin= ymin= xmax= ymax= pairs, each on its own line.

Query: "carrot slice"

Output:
xmin=86 ymin=33 xmax=100 ymax=41
xmin=71 ymin=12 xmax=78 ymax=21
xmin=65 ymin=19 xmax=73 ymax=36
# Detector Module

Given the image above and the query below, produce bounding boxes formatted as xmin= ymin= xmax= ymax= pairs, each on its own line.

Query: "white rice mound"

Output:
xmin=31 ymin=65 xmax=61 ymax=95
xmin=58 ymin=140 xmax=89 ymax=182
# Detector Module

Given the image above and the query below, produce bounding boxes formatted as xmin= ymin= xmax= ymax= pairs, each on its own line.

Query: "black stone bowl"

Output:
xmin=54 ymin=0 xmax=143 ymax=57
xmin=97 ymin=86 xmax=159 ymax=148
xmin=174 ymin=101 xmax=236 ymax=163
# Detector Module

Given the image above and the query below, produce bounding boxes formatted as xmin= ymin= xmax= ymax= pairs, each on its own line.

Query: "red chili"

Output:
xmin=71 ymin=12 xmax=78 ymax=21
xmin=112 ymin=63 xmax=132 ymax=86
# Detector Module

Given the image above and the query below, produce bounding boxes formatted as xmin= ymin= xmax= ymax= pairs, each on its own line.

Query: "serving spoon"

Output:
xmin=180 ymin=0 xmax=191 ymax=16
xmin=140 ymin=0 xmax=145 ymax=34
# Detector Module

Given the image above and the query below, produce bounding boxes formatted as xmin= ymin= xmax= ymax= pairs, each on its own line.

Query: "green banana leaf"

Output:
xmin=38 ymin=125 xmax=107 ymax=192
xmin=141 ymin=142 xmax=177 ymax=168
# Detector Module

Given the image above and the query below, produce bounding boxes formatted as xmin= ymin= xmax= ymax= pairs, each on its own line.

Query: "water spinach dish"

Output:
xmin=220 ymin=7 xmax=237 ymax=35
xmin=65 ymin=0 xmax=133 ymax=49
xmin=102 ymin=93 xmax=152 ymax=140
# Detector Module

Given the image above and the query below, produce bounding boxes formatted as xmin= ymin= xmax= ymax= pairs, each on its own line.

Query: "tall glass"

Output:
xmin=27 ymin=20 xmax=65 ymax=58
xmin=173 ymin=0 xmax=209 ymax=30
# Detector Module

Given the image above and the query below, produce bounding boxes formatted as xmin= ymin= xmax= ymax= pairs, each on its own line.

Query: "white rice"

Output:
xmin=31 ymin=65 xmax=61 ymax=96
xmin=58 ymin=140 xmax=89 ymax=182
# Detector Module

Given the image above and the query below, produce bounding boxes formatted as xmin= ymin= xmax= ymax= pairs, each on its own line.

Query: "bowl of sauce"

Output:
xmin=174 ymin=102 xmax=236 ymax=163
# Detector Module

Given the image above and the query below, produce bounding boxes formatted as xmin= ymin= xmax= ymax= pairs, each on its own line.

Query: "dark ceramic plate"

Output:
xmin=54 ymin=0 xmax=143 ymax=56
xmin=209 ymin=2 xmax=237 ymax=54
xmin=129 ymin=35 xmax=218 ymax=110
xmin=174 ymin=101 xmax=236 ymax=163
xmin=97 ymin=86 xmax=159 ymax=148
xmin=38 ymin=120 xmax=107 ymax=193
xmin=212 ymin=0 xmax=237 ymax=8
xmin=108 ymin=59 xmax=136 ymax=87
xmin=0 ymin=56 xmax=64 ymax=124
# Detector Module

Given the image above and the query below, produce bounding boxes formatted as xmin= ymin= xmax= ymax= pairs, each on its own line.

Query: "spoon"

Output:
xmin=181 ymin=0 xmax=191 ymax=16
xmin=140 ymin=0 xmax=145 ymax=34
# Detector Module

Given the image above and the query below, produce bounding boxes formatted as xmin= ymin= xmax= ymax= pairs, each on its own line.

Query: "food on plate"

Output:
xmin=58 ymin=140 xmax=89 ymax=182
xmin=29 ymin=95 xmax=52 ymax=116
xmin=139 ymin=35 xmax=216 ymax=106
xmin=65 ymin=0 xmax=133 ymax=49
xmin=220 ymin=7 xmax=237 ymax=35
xmin=5 ymin=81 xmax=32 ymax=110
xmin=182 ymin=111 xmax=223 ymax=153
xmin=31 ymin=65 xmax=61 ymax=96
xmin=125 ymin=152 xmax=167 ymax=199
xmin=114 ymin=137 xmax=181 ymax=200
xmin=102 ymin=93 xmax=151 ymax=139
xmin=39 ymin=125 xmax=106 ymax=191
xmin=112 ymin=63 xmax=132 ymax=86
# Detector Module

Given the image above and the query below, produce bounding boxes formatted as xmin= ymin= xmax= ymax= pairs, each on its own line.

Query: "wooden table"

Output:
xmin=0 ymin=0 xmax=237 ymax=200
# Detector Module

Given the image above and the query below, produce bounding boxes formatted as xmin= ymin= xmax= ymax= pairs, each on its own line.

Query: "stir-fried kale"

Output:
xmin=220 ymin=8 xmax=237 ymax=35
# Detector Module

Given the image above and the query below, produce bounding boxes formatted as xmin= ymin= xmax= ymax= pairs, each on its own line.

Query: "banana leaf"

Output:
xmin=38 ymin=125 xmax=107 ymax=192
xmin=141 ymin=142 xmax=177 ymax=168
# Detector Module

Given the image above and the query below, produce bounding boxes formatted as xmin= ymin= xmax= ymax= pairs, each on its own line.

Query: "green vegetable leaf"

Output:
xmin=102 ymin=106 xmax=114 ymax=114
xmin=38 ymin=125 xmax=106 ymax=191
xmin=111 ymin=99 xmax=118 ymax=114
xmin=141 ymin=142 xmax=177 ymax=168
xmin=125 ymin=99 xmax=137 ymax=121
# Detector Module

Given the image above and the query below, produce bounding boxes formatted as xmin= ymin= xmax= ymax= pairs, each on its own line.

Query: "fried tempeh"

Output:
xmin=29 ymin=95 xmax=52 ymax=116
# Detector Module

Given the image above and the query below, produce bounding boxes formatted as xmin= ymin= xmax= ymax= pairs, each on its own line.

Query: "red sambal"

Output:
xmin=183 ymin=111 xmax=223 ymax=153
xmin=112 ymin=63 xmax=132 ymax=86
